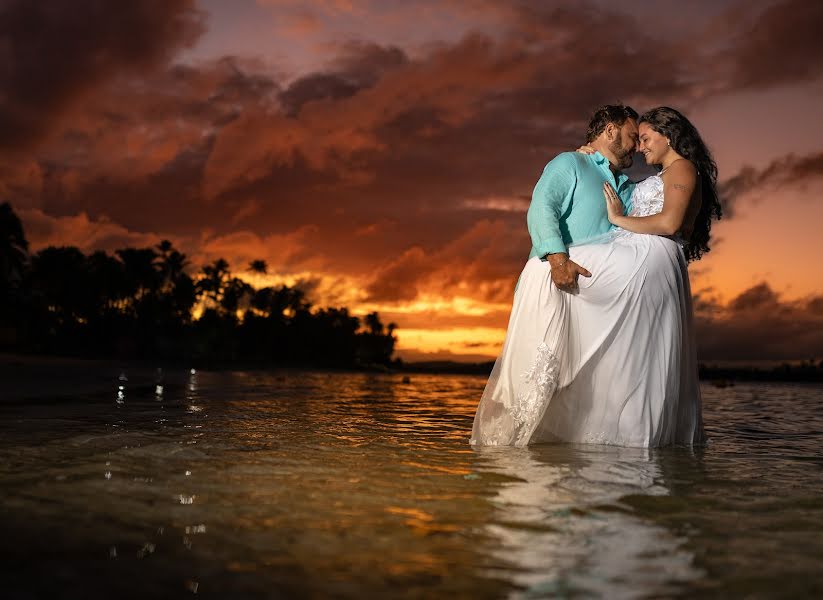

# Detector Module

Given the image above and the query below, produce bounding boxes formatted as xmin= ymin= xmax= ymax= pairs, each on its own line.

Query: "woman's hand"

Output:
xmin=603 ymin=182 xmax=623 ymax=224
xmin=576 ymin=145 xmax=595 ymax=155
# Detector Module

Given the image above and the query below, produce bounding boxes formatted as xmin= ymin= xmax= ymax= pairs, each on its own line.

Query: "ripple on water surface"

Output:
xmin=0 ymin=371 xmax=821 ymax=598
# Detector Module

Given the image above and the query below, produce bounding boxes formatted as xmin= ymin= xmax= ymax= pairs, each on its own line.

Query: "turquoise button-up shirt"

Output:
xmin=527 ymin=151 xmax=635 ymax=258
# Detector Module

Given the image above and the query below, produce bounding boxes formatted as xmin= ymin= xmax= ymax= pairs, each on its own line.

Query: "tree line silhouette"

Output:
xmin=0 ymin=203 xmax=397 ymax=369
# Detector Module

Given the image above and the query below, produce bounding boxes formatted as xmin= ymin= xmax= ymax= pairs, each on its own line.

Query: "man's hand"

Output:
xmin=547 ymin=253 xmax=591 ymax=292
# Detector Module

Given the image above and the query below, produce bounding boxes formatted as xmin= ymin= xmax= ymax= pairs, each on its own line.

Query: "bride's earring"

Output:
xmin=667 ymin=139 xmax=671 ymax=146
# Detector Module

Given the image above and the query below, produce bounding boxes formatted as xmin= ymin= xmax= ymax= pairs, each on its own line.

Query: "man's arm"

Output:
xmin=527 ymin=154 xmax=576 ymax=258
xmin=527 ymin=154 xmax=592 ymax=291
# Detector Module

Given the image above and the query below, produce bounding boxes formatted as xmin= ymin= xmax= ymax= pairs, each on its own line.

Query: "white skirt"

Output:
xmin=470 ymin=232 xmax=705 ymax=447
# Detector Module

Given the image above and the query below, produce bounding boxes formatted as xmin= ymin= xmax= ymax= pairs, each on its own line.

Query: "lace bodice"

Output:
xmin=619 ymin=174 xmax=687 ymax=247
xmin=628 ymin=174 xmax=664 ymax=217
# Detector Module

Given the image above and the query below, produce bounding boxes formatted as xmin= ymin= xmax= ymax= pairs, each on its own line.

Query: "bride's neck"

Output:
xmin=660 ymin=150 xmax=685 ymax=171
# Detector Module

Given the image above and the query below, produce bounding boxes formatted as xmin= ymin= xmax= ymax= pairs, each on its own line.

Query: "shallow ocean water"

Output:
xmin=1 ymin=370 xmax=821 ymax=599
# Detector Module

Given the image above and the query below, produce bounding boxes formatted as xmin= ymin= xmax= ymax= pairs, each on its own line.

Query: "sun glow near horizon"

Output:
xmin=4 ymin=0 xmax=822 ymax=364
xmin=394 ymin=326 xmax=505 ymax=361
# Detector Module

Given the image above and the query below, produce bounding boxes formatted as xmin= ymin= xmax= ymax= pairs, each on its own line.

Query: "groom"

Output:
xmin=528 ymin=104 xmax=639 ymax=292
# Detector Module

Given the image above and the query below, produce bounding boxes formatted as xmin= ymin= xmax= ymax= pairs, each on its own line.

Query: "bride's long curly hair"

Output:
xmin=639 ymin=107 xmax=722 ymax=261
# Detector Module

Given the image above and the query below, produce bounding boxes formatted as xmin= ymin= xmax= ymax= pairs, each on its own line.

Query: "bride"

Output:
xmin=470 ymin=106 xmax=722 ymax=447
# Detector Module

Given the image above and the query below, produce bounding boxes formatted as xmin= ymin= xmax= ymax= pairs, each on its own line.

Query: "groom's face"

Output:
xmin=609 ymin=119 xmax=639 ymax=170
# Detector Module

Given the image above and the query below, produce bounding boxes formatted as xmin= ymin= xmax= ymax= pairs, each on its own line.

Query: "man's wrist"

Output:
xmin=545 ymin=252 xmax=569 ymax=269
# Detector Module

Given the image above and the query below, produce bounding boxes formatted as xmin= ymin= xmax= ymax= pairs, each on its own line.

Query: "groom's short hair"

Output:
xmin=585 ymin=104 xmax=639 ymax=143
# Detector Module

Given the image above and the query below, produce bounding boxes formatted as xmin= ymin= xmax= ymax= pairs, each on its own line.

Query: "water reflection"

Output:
xmin=0 ymin=372 xmax=821 ymax=598
xmin=473 ymin=445 xmax=702 ymax=598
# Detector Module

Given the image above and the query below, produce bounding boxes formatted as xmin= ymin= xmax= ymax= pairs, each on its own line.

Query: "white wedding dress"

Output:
xmin=470 ymin=174 xmax=705 ymax=447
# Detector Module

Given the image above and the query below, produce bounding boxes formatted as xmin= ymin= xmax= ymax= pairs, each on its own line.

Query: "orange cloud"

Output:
xmin=18 ymin=208 xmax=163 ymax=253
xmin=4 ymin=0 xmax=823 ymax=363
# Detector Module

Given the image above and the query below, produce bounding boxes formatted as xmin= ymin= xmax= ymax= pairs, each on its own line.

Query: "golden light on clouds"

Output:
xmin=358 ymin=294 xmax=508 ymax=318
xmin=395 ymin=327 xmax=505 ymax=359
xmin=4 ymin=0 xmax=823 ymax=362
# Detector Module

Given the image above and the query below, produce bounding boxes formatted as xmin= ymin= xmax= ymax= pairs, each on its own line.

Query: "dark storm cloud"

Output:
xmin=0 ymin=0 xmax=205 ymax=148
xmin=1 ymin=0 xmax=787 ymax=294
xmin=720 ymin=151 xmax=823 ymax=216
xmin=727 ymin=283 xmax=779 ymax=312
xmin=3 ymin=0 xmax=822 ymax=360
xmin=8 ymin=56 xmax=284 ymax=234
xmin=190 ymin=1 xmax=705 ymax=282
xmin=724 ymin=0 xmax=823 ymax=89
xmin=279 ymin=42 xmax=408 ymax=116
xmin=695 ymin=283 xmax=823 ymax=361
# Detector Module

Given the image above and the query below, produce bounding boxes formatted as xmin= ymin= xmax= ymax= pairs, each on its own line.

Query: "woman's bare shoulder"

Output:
xmin=664 ymin=159 xmax=697 ymax=179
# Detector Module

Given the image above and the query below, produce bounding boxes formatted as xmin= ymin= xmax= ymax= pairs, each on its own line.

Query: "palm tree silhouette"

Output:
xmin=246 ymin=259 xmax=269 ymax=294
xmin=221 ymin=277 xmax=254 ymax=316
xmin=0 ymin=202 xmax=29 ymax=293
xmin=154 ymin=240 xmax=195 ymax=323
xmin=156 ymin=240 xmax=188 ymax=289
xmin=5 ymin=210 xmax=400 ymax=366
xmin=116 ymin=247 xmax=160 ymax=303
xmin=249 ymin=259 xmax=268 ymax=275
xmin=197 ymin=258 xmax=230 ymax=308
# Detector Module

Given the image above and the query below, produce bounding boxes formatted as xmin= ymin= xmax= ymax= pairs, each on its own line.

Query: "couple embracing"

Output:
xmin=471 ymin=105 xmax=722 ymax=448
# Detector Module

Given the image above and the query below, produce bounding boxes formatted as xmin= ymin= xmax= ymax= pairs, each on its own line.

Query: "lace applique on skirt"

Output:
xmin=508 ymin=342 xmax=560 ymax=445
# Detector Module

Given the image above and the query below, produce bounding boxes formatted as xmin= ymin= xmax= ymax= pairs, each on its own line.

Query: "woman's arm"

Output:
xmin=605 ymin=160 xmax=697 ymax=236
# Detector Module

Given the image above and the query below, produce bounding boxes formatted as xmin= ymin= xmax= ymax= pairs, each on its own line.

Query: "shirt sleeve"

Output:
xmin=527 ymin=153 xmax=577 ymax=257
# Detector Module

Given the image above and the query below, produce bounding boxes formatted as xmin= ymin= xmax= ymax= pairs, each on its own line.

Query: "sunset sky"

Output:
xmin=2 ymin=0 xmax=822 ymax=363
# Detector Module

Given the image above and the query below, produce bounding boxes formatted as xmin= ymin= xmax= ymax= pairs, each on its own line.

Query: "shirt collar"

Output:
xmin=591 ymin=151 xmax=630 ymax=186
xmin=592 ymin=151 xmax=609 ymax=166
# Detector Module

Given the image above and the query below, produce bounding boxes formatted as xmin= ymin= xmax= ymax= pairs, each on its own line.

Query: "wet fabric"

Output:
xmin=471 ymin=175 xmax=704 ymax=447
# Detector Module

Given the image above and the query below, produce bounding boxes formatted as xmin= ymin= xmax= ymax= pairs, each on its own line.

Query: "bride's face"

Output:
xmin=638 ymin=123 xmax=669 ymax=165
